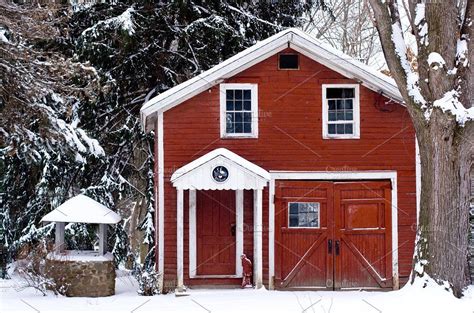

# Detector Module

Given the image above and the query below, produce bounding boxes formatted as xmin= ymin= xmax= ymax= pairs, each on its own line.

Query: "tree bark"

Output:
xmin=415 ymin=111 xmax=472 ymax=297
xmin=369 ymin=0 xmax=473 ymax=296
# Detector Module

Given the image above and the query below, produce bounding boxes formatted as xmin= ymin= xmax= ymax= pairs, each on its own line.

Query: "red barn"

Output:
xmin=140 ymin=29 xmax=418 ymax=292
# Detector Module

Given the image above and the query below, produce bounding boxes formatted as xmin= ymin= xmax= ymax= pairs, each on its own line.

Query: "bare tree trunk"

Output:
xmin=369 ymin=0 xmax=473 ymax=296
xmin=415 ymin=111 xmax=472 ymax=296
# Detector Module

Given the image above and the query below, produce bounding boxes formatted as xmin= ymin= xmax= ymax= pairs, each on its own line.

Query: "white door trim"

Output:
xmin=253 ymin=188 xmax=263 ymax=288
xmin=188 ymin=190 xmax=244 ymax=279
xmin=268 ymin=170 xmax=399 ymax=290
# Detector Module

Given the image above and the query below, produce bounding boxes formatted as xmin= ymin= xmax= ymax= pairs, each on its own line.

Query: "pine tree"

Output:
xmin=1 ymin=0 xmax=315 ymax=271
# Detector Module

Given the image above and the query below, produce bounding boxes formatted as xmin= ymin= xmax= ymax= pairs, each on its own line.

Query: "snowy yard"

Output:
xmin=2 ymin=271 xmax=473 ymax=313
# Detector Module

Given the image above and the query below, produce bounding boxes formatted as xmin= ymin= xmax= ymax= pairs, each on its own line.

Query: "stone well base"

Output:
xmin=45 ymin=251 xmax=115 ymax=297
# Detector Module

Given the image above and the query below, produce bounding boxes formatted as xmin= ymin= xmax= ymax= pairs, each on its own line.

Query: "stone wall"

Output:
xmin=45 ymin=253 xmax=115 ymax=297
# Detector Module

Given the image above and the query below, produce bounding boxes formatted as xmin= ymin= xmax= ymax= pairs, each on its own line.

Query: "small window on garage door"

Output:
xmin=288 ymin=202 xmax=320 ymax=228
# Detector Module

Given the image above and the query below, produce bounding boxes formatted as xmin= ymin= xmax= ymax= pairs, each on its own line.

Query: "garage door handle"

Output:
xmin=328 ymin=239 xmax=332 ymax=254
xmin=335 ymin=240 xmax=340 ymax=256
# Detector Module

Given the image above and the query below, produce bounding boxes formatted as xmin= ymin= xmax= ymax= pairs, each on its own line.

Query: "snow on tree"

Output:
xmin=368 ymin=0 xmax=473 ymax=297
xmin=304 ymin=0 xmax=384 ymax=67
xmin=0 ymin=0 xmax=313 ymax=273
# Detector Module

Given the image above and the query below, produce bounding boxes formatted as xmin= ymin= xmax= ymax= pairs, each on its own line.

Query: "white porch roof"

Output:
xmin=41 ymin=195 xmax=121 ymax=224
xmin=171 ymin=148 xmax=270 ymax=190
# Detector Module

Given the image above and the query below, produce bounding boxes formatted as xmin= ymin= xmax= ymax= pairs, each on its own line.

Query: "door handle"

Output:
xmin=328 ymin=239 xmax=332 ymax=254
xmin=231 ymin=224 xmax=236 ymax=236
xmin=335 ymin=240 xmax=340 ymax=256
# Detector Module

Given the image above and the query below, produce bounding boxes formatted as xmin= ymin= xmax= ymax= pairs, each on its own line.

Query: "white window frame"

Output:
xmin=220 ymin=83 xmax=259 ymax=139
xmin=322 ymin=84 xmax=360 ymax=139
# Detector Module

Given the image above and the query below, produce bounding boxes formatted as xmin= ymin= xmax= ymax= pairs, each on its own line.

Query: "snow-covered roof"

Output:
xmin=140 ymin=28 xmax=403 ymax=131
xmin=171 ymin=148 xmax=270 ymax=190
xmin=41 ymin=195 xmax=121 ymax=224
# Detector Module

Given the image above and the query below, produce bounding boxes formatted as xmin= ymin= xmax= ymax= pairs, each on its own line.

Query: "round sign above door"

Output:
xmin=212 ymin=166 xmax=229 ymax=183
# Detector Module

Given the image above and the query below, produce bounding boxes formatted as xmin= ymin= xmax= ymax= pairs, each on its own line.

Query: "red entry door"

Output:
xmin=275 ymin=180 xmax=392 ymax=290
xmin=196 ymin=190 xmax=236 ymax=275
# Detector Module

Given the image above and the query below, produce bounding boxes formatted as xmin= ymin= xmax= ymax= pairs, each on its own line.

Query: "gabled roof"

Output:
xmin=171 ymin=148 xmax=270 ymax=190
xmin=41 ymin=195 xmax=121 ymax=224
xmin=140 ymin=28 xmax=402 ymax=132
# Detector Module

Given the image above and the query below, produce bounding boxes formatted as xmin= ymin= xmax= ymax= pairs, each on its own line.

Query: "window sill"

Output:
xmin=323 ymin=134 xmax=360 ymax=140
xmin=221 ymin=134 xmax=258 ymax=139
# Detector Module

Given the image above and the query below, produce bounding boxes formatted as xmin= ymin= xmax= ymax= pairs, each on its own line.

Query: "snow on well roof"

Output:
xmin=140 ymin=28 xmax=403 ymax=131
xmin=170 ymin=148 xmax=270 ymax=182
xmin=41 ymin=195 xmax=121 ymax=224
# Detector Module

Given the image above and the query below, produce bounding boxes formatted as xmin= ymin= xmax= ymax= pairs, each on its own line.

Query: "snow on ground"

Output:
xmin=1 ymin=271 xmax=473 ymax=313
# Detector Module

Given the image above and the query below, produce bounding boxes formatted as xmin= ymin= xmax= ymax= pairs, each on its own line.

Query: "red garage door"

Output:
xmin=275 ymin=181 xmax=393 ymax=290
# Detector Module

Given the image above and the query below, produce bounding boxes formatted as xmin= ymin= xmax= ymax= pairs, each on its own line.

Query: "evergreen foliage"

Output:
xmin=0 ymin=0 xmax=313 ymax=269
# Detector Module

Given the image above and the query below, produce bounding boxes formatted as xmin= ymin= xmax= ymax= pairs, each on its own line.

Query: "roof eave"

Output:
xmin=140 ymin=28 xmax=405 ymax=132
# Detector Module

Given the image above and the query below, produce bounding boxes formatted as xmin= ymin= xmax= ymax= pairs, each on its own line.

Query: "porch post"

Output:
xmin=253 ymin=188 xmax=263 ymax=288
xmin=189 ymin=189 xmax=197 ymax=278
xmin=176 ymin=188 xmax=184 ymax=291
xmin=236 ymin=190 xmax=244 ymax=277
xmin=98 ymin=224 xmax=107 ymax=255
xmin=55 ymin=222 xmax=65 ymax=254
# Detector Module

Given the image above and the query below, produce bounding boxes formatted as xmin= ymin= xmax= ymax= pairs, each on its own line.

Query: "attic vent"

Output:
xmin=279 ymin=54 xmax=299 ymax=70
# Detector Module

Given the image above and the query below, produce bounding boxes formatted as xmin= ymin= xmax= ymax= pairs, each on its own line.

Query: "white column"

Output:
xmin=236 ymin=190 xmax=244 ymax=277
xmin=189 ymin=189 xmax=197 ymax=278
xmin=268 ymin=179 xmax=275 ymax=290
xmin=253 ymin=188 xmax=263 ymax=288
xmin=176 ymin=188 xmax=184 ymax=291
xmin=55 ymin=222 xmax=65 ymax=254
xmin=98 ymin=224 xmax=107 ymax=255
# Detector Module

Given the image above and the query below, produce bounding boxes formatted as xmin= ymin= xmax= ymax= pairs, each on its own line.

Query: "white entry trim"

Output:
xmin=188 ymin=190 xmax=244 ymax=279
xmin=268 ymin=170 xmax=399 ymax=290
xmin=254 ymin=188 xmax=264 ymax=288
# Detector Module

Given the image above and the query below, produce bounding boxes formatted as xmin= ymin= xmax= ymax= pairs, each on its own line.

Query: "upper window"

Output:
xmin=279 ymin=54 xmax=299 ymax=70
xmin=288 ymin=202 xmax=320 ymax=228
xmin=322 ymin=84 xmax=360 ymax=139
xmin=220 ymin=83 xmax=258 ymax=138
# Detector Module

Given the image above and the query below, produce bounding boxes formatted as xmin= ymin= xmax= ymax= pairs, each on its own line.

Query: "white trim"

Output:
xmin=176 ymin=188 xmax=184 ymax=291
xmin=268 ymin=179 xmax=276 ymax=290
xmin=253 ymin=189 xmax=263 ymax=289
xmin=157 ymin=112 xmax=165 ymax=292
xmin=268 ymin=170 xmax=399 ymax=290
xmin=219 ymin=83 xmax=259 ymax=139
xmin=322 ymin=84 xmax=360 ymax=139
xmin=140 ymin=28 xmax=403 ymax=131
xmin=236 ymin=190 xmax=244 ymax=277
xmin=189 ymin=190 xmax=197 ymax=278
xmin=188 ymin=190 xmax=244 ymax=279
xmin=171 ymin=148 xmax=270 ymax=183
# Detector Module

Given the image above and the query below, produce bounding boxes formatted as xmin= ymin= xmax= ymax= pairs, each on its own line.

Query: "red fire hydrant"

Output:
xmin=241 ymin=254 xmax=252 ymax=288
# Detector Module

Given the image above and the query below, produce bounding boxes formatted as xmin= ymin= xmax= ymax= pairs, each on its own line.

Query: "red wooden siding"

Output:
xmin=159 ymin=48 xmax=416 ymax=289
